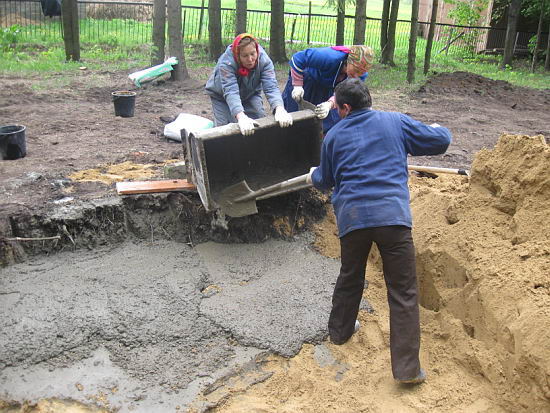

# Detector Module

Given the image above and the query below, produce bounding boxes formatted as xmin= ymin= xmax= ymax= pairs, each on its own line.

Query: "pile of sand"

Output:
xmin=68 ymin=160 xmax=178 ymax=185
xmin=209 ymin=134 xmax=549 ymax=412
xmin=411 ymin=133 xmax=549 ymax=411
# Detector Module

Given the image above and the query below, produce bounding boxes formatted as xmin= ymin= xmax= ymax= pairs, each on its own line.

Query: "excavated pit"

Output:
xmin=0 ymin=188 xmax=328 ymax=268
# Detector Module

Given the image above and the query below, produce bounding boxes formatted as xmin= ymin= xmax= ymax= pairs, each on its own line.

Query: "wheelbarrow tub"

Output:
xmin=186 ymin=110 xmax=322 ymax=213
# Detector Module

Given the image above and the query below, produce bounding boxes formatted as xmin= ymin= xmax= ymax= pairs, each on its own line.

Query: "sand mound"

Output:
xmin=68 ymin=160 xmax=178 ymax=185
xmin=412 ymin=133 xmax=549 ymax=411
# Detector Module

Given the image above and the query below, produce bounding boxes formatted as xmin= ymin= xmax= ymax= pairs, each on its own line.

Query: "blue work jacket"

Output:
xmin=312 ymin=109 xmax=452 ymax=237
xmin=282 ymin=47 xmax=368 ymax=133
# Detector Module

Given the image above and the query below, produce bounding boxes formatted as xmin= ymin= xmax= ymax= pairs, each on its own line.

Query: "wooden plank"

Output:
xmin=116 ymin=179 xmax=196 ymax=195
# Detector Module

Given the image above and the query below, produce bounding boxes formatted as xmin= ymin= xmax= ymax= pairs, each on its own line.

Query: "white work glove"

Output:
xmin=274 ymin=106 xmax=293 ymax=128
xmin=291 ymin=86 xmax=305 ymax=102
xmin=315 ymin=101 xmax=333 ymax=119
xmin=236 ymin=113 xmax=255 ymax=136
xmin=306 ymin=167 xmax=317 ymax=185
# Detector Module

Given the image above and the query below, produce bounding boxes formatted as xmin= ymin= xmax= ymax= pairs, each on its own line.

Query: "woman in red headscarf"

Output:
xmin=205 ymin=33 xmax=292 ymax=136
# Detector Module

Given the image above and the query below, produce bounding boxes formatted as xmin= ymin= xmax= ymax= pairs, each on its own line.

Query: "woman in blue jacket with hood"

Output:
xmin=282 ymin=45 xmax=374 ymax=133
xmin=205 ymin=33 xmax=293 ymax=136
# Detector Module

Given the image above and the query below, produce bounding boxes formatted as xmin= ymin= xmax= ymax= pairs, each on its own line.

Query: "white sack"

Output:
xmin=163 ymin=113 xmax=214 ymax=142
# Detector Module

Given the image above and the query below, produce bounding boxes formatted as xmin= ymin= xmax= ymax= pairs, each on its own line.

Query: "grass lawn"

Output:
xmin=1 ymin=39 xmax=548 ymax=91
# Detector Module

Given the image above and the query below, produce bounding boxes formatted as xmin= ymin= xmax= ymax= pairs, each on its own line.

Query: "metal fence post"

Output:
xmin=198 ymin=0 xmax=205 ymax=39
xmin=182 ymin=10 xmax=186 ymax=40
xmin=307 ymin=1 xmax=312 ymax=44
xmin=446 ymin=27 xmax=454 ymax=55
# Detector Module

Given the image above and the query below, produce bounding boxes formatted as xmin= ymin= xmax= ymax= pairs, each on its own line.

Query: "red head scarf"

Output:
xmin=231 ymin=33 xmax=260 ymax=77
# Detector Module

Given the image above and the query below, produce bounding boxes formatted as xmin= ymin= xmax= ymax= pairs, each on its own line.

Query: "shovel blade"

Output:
xmin=218 ymin=180 xmax=258 ymax=217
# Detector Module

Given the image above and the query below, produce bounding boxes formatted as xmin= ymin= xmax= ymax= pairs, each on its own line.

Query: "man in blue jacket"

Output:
xmin=308 ymin=78 xmax=451 ymax=384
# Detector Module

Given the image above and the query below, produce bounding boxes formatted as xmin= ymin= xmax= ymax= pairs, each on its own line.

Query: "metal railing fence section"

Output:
xmin=1 ymin=0 xmax=533 ymax=59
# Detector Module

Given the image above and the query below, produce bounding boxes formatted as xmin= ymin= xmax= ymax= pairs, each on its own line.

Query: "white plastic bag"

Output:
xmin=163 ymin=113 xmax=214 ymax=142
xmin=128 ymin=57 xmax=178 ymax=87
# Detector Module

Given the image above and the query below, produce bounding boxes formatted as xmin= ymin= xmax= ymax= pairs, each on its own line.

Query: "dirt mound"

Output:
xmin=210 ymin=134 xmax=549 ymax=412
xmin=417 ymin=71 xmax=550 ymax=111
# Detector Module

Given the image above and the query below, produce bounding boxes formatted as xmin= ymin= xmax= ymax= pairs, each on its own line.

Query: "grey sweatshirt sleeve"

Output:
xmin=219 ymin=59 xmax=245 ymax=118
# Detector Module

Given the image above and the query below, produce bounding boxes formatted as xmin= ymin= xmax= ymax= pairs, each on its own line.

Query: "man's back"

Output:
xmin=312 ymin=108 xmax=451 ymax=237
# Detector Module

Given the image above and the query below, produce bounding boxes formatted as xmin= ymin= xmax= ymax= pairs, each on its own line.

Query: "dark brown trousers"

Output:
xmin=328 ymin=225 xmax=421 ymax=381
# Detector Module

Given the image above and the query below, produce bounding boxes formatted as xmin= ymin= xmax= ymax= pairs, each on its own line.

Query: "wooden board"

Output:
xmin=116 ymin=179 xmax=196 ymax=195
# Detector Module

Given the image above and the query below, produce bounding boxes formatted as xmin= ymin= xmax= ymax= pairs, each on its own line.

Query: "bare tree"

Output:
xmin=380 ymin=0 xmax=390 ymax=57
xmin=270 ymin=0 xmax=287 ymax=63
xmin=500 ymin=0 xmax=522 ymax=69
xmin=152 ymin=0 xmax=166 ymax=65
xmin=208 ymin=0 xmax=223 ymax=60
xmin=531 ymin=0 xmax=546 ymax=72
xmin=407 ymin=0 xmax=419 ymax=83
xmin=381 ymin=0 xmax=400 ymax=66
xmin=167 ymin=0 xmax=189 ymax=80
xmin=353 ymin=0 xmax=367 ymax=45
xmin=336 ymin=0 xmax=346 ymax=45
xmin=236 ymin=0 xmax=247 ymax=35
xmin=423 ymin=0 xmax=438 ymax=74
xmin=61 ymin=0 xmax=80 ymax=61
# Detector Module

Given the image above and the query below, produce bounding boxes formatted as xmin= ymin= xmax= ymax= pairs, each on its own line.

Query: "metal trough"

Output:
xmin=185 ymin=110 xmax=322 ymax=214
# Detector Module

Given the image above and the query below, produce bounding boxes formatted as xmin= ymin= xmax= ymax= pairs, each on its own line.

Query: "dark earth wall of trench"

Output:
xmin=0 ymin=189 xmax=328 ymax=267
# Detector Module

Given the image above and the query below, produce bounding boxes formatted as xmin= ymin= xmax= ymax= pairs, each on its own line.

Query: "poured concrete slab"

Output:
xmin=0 ymin=236 xmax=366 ymax=412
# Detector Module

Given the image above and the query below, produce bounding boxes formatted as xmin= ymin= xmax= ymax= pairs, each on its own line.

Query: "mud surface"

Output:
xmin=1 ymin=69 xmax=548 ymax=211
xmin=1 ymin=68 xmax=549 ymax=412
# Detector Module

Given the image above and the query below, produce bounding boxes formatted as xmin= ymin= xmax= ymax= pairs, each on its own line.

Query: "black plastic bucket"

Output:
xmin=112 ymin=91 xmax=136 ymax=117
xmin=0 ymin=125 xmax=27 ymax=160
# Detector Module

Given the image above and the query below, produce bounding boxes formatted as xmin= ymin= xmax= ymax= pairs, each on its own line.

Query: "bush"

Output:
xmin=0 ymin=25 xmax=21 ymax=51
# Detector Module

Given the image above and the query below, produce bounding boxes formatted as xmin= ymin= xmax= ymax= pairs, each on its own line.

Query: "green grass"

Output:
xmin=1 ymin=11 xmax=548 ymax=90
xmin=0 ymin=44 xmax=150 ymax=74
xmin=2 ymin=38 xmax=548 ymax=92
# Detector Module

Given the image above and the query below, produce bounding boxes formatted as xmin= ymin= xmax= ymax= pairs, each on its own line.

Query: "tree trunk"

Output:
xmin=500 ymin=0 xmax=522 ymax=69
xmin=336 ymin=0 xmax=345 ymax=46
xmin=236 ymin=0 xmax=247 ymax=35
xmin=382 ymin=0 xmax=399 ymax=65
xmin=61 ymin=0 xmax=80 ymax=61
xmin=380 ymin=0 xmax=391 ymax=56
xmin=270 ymin=0 xmax=287 ymax=63
xmin=423 ymin=0 xmax=438 ymax=74
xmin=208 ymin=0 xmax=223 ymax=60
xmin=167 ymin=0 xmax=188 ymax=80
xmin=152 ymin=0 xmax=166 ymax=65
xmin=530 ymin=0 xmax=546 ymax=72
xmin=407 ymin=0 xmax=419 ymax=83
xmin=353 ymin=0 xmax=367 ymax=45
xmin=546 ymin=22 xmax=550 ymax=70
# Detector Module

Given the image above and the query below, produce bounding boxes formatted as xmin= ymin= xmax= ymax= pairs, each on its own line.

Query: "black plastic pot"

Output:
xmin=112 ymin=90 xmax=136 ymax=118
xmin=0 ymin=125 xmax=27 ymax=160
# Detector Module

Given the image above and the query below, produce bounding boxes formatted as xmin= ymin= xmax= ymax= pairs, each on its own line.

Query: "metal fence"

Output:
xmin=0 ymin=0 xmax=538 ymax=58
